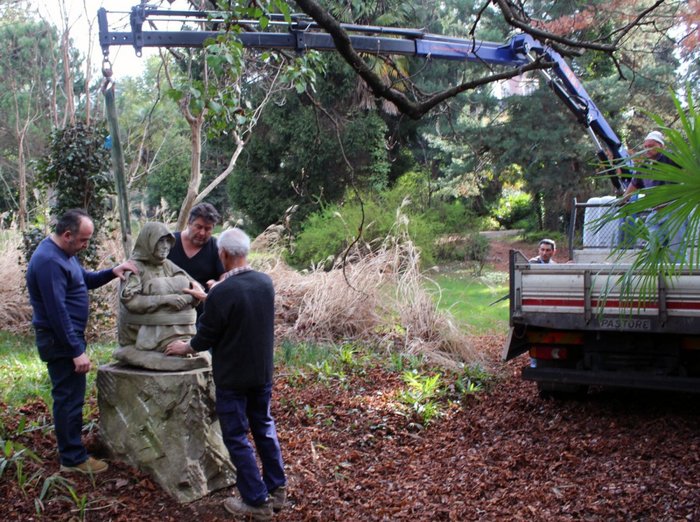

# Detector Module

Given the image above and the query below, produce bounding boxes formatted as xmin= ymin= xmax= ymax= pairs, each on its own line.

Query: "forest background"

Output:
xmin=0 ymin=0 xmax=697 ymax=269
xmin=0 ymin=2 xmax=699 ymax=518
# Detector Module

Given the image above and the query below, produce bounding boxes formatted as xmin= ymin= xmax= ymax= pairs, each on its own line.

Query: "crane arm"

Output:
xmin=97 ymin=5 xmax=630 ymax=184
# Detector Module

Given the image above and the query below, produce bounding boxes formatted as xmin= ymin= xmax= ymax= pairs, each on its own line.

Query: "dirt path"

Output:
xmin=486 ymin=236 xmax=570 ymax=271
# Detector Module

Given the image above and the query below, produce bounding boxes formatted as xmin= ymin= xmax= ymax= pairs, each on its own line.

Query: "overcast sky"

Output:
xmin=36 ymin=0 xmax=191 ymax=78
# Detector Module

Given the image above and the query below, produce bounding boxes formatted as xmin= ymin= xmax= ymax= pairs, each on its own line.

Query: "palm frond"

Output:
xmin=594 ymin=85 xmax=699 ymax=307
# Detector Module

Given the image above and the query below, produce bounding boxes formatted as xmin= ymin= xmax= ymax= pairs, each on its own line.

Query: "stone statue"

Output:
xmin=113 ymin=222 xmax=210 ymax=371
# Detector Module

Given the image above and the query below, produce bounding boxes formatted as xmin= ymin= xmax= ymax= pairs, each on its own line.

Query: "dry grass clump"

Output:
xmin=389 ymin=238 xmax=480 ymax=366
xmin=0 ymin=231 xmax=32 ymax=334
xmin=84 ymin=233 xmax=126 ymax=340
xmin=260 ymin=229 xmax=480 ymax=367
xmin=0 ymin=228 xmax=125 ymax=339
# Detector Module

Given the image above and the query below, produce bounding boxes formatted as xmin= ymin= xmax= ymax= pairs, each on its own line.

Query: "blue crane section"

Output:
xmin=97 ymin=5 xmax=630 ymax=186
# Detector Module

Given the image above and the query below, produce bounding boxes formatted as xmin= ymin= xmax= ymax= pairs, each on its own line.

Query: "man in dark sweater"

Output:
xmin=621 ymin=130 xmax=677 ymax=197
xmin=620 ymin=130 xmax=686 ymax=259
xmin=26 ymin=209 xmax=137 ymax=474
xmin=165 ymin=228 xmax=286 ymax=520
xmin=167 ymin=203 xmax=224 ymax=318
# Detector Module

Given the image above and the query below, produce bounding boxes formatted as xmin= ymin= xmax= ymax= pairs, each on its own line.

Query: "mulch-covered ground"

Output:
xmin=3 ymin=334 xmax=700 ymax=521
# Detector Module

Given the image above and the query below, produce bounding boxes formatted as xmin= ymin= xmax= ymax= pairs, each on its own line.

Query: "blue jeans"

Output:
xmin=46 ymin=357 xmax=87 ymax=467
xmin=645 ymin=209 xmax=688 ymax=263
xmin=216 ymin=384 xmax=286 ymax=506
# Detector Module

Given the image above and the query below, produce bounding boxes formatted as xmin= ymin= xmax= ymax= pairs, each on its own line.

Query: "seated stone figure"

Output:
xmin=114 ymin=222 xmax=210 ymax=371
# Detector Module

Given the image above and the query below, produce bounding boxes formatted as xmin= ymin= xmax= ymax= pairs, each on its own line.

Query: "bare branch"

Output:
xmin=494 ymin=0 xmax=632 ymax=53
xmin=294 ymin=0 xmax=553 ymax=119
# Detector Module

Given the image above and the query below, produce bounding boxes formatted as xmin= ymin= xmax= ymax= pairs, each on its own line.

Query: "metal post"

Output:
xmin=102 ymin=63 xmax=133 ymax=258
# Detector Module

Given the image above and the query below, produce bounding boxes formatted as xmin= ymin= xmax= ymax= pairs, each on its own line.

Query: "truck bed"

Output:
xmin=503 ymin=250 xmax=700 ymax=393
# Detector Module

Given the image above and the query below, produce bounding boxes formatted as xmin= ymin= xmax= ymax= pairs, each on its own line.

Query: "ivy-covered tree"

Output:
xmin=27 ymin=122 xmax=114 ymax=268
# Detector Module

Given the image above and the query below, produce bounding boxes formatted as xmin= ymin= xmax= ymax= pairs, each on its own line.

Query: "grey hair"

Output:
xmin=188 ymin=202 xmax=221 ymax=225
xmin=218 ymin=228 xmax=250 ymax=257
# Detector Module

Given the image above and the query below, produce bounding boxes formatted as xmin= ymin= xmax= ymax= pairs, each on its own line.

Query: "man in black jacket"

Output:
xmin=167 ymin=202 xmax=225 ymax=319
xmin=165 ymin=228 xmax=286 ymax=520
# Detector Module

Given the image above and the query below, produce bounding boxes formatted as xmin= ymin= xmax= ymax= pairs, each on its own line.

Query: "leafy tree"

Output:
xmin=29 ymin=122 xmax=113 ymax=268
xmin=109 ymin=60 xmax=192 ymax=216
xmin=292 ymin=0 xmax=679 ymax=119
xmin=677 ymin=0 xmax=699 ymax=98
xmin=157 ymin=1 xmax=327 ymax=230
xmin=0 ymin=12 xmax=60 ymax=229
xmin=229 ymin=79 xmax=390 ymax=232
xmin=412 ymin=0 xmax=681 ymax=233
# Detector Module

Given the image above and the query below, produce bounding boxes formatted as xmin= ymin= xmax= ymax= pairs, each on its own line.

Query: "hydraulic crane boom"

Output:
xmin=97 ymin=5 xmax=630 ymax=184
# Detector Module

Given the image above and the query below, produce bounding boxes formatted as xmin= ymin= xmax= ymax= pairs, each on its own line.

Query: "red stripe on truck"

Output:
xmin=522 ymin=298 xmax=700 ymax=310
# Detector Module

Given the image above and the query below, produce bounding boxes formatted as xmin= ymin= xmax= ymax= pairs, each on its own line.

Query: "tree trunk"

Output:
xmin=176 ymin=112 xmax=205 ymax=231
xmin=195 ymin=132 xmax=245 ymax=204
xmin=60 ymin=22 xmax=75 ymax=126
xmin=17 ymin=133 xmax=27 ymax=231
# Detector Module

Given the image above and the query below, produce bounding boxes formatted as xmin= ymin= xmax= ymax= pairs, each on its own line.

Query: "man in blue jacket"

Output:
xmin=26 ymin=209 xmax=137 ymax=474
xmin=165 ymin=228 xmax=286 ymax=520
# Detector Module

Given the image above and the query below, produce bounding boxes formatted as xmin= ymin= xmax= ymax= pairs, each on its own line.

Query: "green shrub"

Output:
xmin=491 ymin=188 xmax=533 ymax=229
xmin=396 ymin=370 xmax=443 ymax=426
xmin=434 ymin=232 xmax=489 ymax=274
xmin=25 ymin=122 xmax=113 ymax=268
xmin=424 ymin=200 xmax=477 ymax=234
xmin=288 ymin=194 xmax=440 ymax=268
xmin=289 ymin=167 xmax=485 ymax=270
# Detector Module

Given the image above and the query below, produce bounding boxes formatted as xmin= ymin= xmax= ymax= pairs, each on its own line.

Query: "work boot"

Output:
xmin=223 ymin=496 xmax=273 ymax=521
xmin=269 ymin=486 xmax=287 ymax=512
xmin=60 ymin=456 xmax=109 ymax=475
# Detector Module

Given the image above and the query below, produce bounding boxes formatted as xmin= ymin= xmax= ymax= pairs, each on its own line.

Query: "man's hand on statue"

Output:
xmin=113 ymin=260 xmax=139 ymax=280
xmin=206 ymin=279 xmax=219 ymax=290
xmin=183 ymin=286 xmax=207 ymax=302
xmin=169 ymin=294 xmax=191 ymax=310
xmin=73 ymin=353 xmax=91 ymax=373
xmin=164 ymin=340 xmax=194 ymax=356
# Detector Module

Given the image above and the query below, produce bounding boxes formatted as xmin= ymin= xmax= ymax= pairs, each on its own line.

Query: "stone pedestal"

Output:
xmin=97 ymin=363 xmax=235 ymax=503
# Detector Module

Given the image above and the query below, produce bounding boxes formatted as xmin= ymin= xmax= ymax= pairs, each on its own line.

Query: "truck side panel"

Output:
xmin=504 ymin=249 xmax=700 ymax=393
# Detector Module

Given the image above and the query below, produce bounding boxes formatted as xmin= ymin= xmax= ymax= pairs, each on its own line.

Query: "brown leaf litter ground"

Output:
xmin=3 ymin=334 xmax=699 ymax=521
xmin=2 ymin=238 xmax=697 ymax=521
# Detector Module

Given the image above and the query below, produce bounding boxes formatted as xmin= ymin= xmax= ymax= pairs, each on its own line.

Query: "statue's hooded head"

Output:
xmin=132 ymin=222 xmax=175 ymax=265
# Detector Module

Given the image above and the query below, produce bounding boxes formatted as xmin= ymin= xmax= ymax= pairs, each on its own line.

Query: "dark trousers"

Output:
xmin=216 ymin=383 xmax=286 ymax=506
xmin=46 ymin=357 xmax=87 ymax=467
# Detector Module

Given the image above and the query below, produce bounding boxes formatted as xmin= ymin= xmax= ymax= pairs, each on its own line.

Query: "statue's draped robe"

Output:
xmin=118 ymin=222 xmax=198 ymax=352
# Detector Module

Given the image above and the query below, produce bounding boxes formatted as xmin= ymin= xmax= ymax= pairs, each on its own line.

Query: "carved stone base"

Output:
xmin=97 ymin=363 xmax=235 ymax=503
xmin=112 ymin=346 xmax=211 ymax=371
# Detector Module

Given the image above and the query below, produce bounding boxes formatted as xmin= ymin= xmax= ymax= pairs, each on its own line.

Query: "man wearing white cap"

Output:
xmin=620 ymin=129 xmax=686 ymax=260
xmin=621 ymin=130 xmax=676 ymax=199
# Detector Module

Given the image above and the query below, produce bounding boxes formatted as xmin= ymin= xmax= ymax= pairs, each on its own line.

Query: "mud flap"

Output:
xmin=502 ymin=326 xmax=529 ymax=361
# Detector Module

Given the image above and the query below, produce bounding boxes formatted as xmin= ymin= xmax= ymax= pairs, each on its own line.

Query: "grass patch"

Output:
xmin=0 ymin=332 xmax=51 ymax=407
xmin=0 ymin=331 xmax=116 ymax=409
xmin=430 ymin=271 xmax=509 ymax=334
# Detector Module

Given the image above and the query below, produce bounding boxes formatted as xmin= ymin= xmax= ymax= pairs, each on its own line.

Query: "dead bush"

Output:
xmin=0 ymin=232 xmax=32 ymax=334
xmin=3 ymin=216 xmax=481 ymax=368
xmin=261 ymin=221 xmax=481 ymax=367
